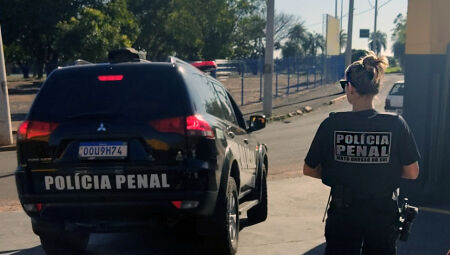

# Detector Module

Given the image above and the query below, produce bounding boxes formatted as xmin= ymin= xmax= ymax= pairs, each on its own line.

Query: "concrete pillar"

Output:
xmin=0 ymin=25 xmax=13 ymax=145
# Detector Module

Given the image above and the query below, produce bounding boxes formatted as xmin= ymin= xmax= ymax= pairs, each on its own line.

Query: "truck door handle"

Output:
xmin=244 ymin=139 xmax=249 ymax=144
xmin=227 ymin=131 xmax=235 ymax=138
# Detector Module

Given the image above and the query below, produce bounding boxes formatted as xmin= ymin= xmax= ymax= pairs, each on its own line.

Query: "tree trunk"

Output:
xmin=36 ymin=62 xmax=44 ymax=79
xmin=19 ymin=64 xmax=30 ymax=79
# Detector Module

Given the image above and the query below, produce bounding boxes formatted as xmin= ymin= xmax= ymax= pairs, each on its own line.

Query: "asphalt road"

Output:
xmin=2 ymin=74 xmax=449 ymax=255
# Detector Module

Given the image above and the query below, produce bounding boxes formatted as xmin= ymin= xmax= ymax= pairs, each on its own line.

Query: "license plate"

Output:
xmin=79 ymin=141 xmax=127 ymax=159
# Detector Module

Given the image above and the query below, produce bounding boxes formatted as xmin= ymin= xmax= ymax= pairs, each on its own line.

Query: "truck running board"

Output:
xmin=239 ymin=199 xmax=259 ymax=214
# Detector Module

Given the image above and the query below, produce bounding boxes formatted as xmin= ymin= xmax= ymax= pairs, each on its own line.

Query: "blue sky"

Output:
xmin=275 ymin=0 xmax=408 ymax=56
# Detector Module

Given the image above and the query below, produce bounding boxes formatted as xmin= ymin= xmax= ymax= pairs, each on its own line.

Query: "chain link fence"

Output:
xmin=215 ymin=55 xmax=345 ymax=105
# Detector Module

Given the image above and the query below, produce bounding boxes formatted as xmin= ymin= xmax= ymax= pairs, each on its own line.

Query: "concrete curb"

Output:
xmin=266 ymin=106 xmax=313 ymax=123
xmin=0 ymin=145 xmax=16 ymax=152
xmin=328 ymin=94 xmax=347 ymax=105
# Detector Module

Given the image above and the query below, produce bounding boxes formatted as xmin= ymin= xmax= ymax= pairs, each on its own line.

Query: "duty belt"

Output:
xmin=351 ymin=191 xmax=394 ymax=200
xmin=330 ymin=185 xmax=394 ymax=209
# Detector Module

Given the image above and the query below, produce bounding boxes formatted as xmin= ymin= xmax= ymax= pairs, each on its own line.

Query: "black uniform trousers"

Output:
xmin=324 ymin=197 xmax=399 ymax=255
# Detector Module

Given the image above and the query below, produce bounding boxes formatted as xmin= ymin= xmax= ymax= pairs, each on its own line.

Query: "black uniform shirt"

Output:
xmin=305 ymin=109 xmax=420 ymax=196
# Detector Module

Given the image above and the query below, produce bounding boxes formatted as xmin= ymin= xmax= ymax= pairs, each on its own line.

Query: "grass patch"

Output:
xmin=386 ymin=66 xmax=402 ymax=74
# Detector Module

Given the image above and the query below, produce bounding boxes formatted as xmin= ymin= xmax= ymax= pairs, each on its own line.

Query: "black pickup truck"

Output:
xmin=15 ymin=51 xmax=268 ymax=255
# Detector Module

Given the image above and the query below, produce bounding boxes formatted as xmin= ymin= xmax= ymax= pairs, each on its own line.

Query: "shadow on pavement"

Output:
xmin=397 ymin=205 xmax=450 ymax=255
xmin=239 ymin=218 xmax=259 ymax=231
xmin=8 ymin=88 xmax=40 ymax=96
xmin=7 ymin=219 xmax=250 ymax=255
xmin=11 ymin=113 xmax=27 ymax=122
xmin=303 ymin=243 xmax=325 ymax=255
xmin=8 ymin=232 xmax=205 ymax=255
xmin=300 ymin=205 xmax=450 ymax=255
xmin=9 ymin=247 xmax=45 ymax=255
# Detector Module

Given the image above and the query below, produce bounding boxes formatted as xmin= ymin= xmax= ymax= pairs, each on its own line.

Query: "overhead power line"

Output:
xmin=304 ymin=0 xmax=394 ymax=31
xmin=378 ymin=0 xmax=393 ymax=9
xmin=342 ymin=0 xmax=393 ymax=18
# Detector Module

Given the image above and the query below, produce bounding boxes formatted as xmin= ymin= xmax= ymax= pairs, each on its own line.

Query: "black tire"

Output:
xmin=40 ymin=231 xmax=90 ymax=255
xmin=206 ymin=177 xmax=239 ymax=255
xmin=247 ymin=163 xmax=268 ymax=223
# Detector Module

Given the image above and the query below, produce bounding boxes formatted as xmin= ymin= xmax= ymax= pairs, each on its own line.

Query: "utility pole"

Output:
xmin=335 ymin=0 xmax=338 ymax=18
xmin=340 ymin=0 xmax=344 ymax=54
xmin=345 ymin=0 xmax=354 ymax=68
xmin=0 ymin=25 xmax=13 ymax=145
xmin=263 ymin=0 xmax=274 ymax=117
xmin=340 ymin=0 xmax=343 ymax=31
xmin=374 ymin=0 xmax=378 ymax=34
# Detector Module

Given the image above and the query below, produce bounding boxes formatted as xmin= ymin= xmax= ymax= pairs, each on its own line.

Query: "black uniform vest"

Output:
xmin=320 ymin=110 xmax=405 ymax=196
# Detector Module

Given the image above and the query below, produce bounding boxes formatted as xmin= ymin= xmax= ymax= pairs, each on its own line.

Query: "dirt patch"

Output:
xmin=0 ymin=200 xmax=22 ymax=212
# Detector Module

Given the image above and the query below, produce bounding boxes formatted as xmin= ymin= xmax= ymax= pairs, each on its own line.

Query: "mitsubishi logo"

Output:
xmin=97 ymin=123 xmax=107 ymax=132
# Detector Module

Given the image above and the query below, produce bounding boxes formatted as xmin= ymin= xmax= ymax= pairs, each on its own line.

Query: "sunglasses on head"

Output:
xmin=340 ymin=80 xmax=349 ymax=90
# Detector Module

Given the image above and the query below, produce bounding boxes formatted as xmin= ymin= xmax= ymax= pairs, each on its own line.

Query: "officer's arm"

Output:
xmin=402 ymin=162 xmax=419 ymax=179
xmin=303 ymin=163 xmax=322 ymax=179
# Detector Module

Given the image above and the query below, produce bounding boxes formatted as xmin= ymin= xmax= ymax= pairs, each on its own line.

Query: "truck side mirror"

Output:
xmin=249 ymin=115 xmax=266 ymax=132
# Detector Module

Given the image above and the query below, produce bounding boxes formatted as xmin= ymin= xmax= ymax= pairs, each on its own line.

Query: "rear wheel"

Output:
xmin=40 ymin=231 xmax=90 ymax=255
xmin=247 ymin=163 xmax=268 ymax=223
xmin=205 ymin=177 xmax=239 ymax=255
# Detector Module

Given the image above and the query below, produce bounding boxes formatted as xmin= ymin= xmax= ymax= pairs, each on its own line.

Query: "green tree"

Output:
xmin=232 ymin=15 xmax=265 ymax=59
xmin=368 ymin=31 xmax=387 ymax=55
xmin=302 ymin=32 xmax=324 ymax=56
xmin=281 ymin=41 xmax=302 ymax=58
xmin=56 ymin=0 xmax=139 ymax=63
xmin=351 ymin=49 xmax=369 ymax=62
xmin=392 ymin=13 xmax=407 ymax=69
xmin=166 ymin=0 xmax=262 ymax=60
xmin=274 ymin=12 xmax=300 ymax=47
xmin=3 ymin=42 xmax=32 ymax=78
xmin=0 ymin=0 xmax=87 ymax=77
xmin=128 ymin=0 xmax=175 ymax=61
xmin=280 ymin=22 xmax=307 ymax=58
xmin=288 ymin=23 xmax=307 ymax=43
xmin=339 ymin=30 xmax=347 ymax=54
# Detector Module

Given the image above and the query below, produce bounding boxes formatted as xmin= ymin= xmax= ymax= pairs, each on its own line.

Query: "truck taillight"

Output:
xmin=17 ymin=121 xmax=60 ymax=141
xmin=186 ymin=115 xmax=214 ymax=139
xmin=149 ymin=117 xmax=185 ymax=135
xmin=149 ymin=115 xmax=214 ymax=138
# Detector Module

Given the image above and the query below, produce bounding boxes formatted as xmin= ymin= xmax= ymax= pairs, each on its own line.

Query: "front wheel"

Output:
xmin=40 ymin=231 xmax=90 ymax=255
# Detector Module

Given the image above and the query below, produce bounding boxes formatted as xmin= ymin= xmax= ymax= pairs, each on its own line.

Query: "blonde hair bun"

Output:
xmin=345 ymin=51 xmax=389 ymax=95
xmin=361 ymin=51 xmax=389 ymax=81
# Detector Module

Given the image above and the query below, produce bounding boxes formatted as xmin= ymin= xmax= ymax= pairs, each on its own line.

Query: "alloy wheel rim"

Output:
xmin=228 ymin=193 xmax=238 ymax=245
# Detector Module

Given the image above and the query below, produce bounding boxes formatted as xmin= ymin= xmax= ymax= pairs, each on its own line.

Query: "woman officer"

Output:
xmin=303 ymin=52 xmax=420 ymax=255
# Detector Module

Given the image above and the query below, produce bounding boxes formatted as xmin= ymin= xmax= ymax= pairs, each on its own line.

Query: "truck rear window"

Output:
xmin=29 ymin=65 xmax=188 ymax=122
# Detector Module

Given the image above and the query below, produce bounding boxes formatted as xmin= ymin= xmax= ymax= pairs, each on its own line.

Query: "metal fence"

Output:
xmin=216 ymin=55 xmax=345 ymax=105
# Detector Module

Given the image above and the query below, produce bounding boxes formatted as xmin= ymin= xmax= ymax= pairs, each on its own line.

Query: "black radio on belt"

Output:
xmin=398 ymin=198 xmax=418 ymax=241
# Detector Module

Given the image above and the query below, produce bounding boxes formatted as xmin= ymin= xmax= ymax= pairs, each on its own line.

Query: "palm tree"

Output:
xmin=302 ymin=32 xmax=325 ymax=56
xmin=339 ymin=30 xmax=347 ymax=54
xmin=369 ymin=31 xmax=387 ymax=55
xmin=281 ymin=23 xmax=307 ymax=58
xmin=288 ymin=23 xmax=307 ymax=43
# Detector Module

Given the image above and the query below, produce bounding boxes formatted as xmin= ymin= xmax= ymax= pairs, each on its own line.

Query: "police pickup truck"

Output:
xmin=15 ymin=49 xmax=268 ymax=255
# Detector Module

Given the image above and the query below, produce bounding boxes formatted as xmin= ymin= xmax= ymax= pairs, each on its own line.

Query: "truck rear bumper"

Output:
xmin=28 ymin=191 xmax=217 ymax=234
